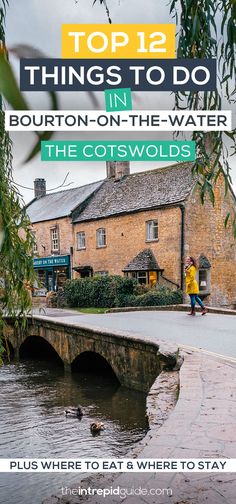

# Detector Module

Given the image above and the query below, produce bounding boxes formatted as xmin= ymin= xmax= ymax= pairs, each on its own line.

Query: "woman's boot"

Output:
xmin=187 ymin=308 xmax=196 ymax=316
xmin=201 ymin=307 xmax=207 ymax=315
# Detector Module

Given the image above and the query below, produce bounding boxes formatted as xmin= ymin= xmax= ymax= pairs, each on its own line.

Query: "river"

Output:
xmin=0 ymin=359 xmax=147 ymax=504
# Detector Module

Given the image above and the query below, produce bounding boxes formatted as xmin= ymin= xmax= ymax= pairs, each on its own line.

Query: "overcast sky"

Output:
xmin=5 ymin=0 xmax=236 ymax=202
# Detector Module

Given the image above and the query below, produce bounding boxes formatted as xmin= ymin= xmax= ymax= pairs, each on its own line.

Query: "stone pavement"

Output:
xmin=43 ymin=350 xmax=236 ymax=504
xmin=36 ymin=309 xmax=236 ymax=504
xmin=84 ymin=351 xmax=236 ymax=504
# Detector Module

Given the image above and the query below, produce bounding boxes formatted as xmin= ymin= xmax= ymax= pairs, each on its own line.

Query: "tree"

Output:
xmin=90 ymin=0 xmax=236 ymax=236
xmin=0 ymin=0 xmax=35 ymax=362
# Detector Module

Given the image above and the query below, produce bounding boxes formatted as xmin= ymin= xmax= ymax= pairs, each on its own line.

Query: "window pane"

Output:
xmin=146 ymin=220 xmax=158 ymax=240
xmin=51 ymin=227 xmax=59 ymax=251
xmin=77 ymin=232 xmax=85 ymax=249
xmin=95 ymin=271 xmax=108 ymax=276
xmin=199 ymin=270 xmax=208 ymax=291
xmin=137 ymin=271 xmax=148 ymax=284
xmin=32 ymin=232 xmax=38 ymax=254
xmin=97 ymin=228 xmax=106 ymax=247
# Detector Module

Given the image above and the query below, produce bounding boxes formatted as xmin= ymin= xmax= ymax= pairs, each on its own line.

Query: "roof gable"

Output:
xmin=26 ymin=180 xmax=103 ymax=223
xmin=123 ymin=249 xmax=162 ymax=272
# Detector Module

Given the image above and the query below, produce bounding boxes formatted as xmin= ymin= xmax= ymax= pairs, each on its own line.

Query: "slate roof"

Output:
xmin=26 ymin=180 xmax=103 ymax=223
xmin=123 ymin=249 xmax=162 ymax=272
xmin=73 ymin=163 xmax=195 ymax=223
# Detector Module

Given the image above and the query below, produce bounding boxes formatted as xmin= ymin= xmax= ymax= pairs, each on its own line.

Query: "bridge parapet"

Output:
xmin=4 ymin=316 xmax=178 ymax=392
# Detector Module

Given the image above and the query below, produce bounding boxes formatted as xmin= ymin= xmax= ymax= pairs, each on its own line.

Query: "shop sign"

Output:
xmin=33 ymin=255 xmax=70 ymax=268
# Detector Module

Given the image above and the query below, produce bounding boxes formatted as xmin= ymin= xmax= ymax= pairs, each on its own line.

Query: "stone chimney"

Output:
xmin=34 ymin=178 xmax=46 ymax=199
xmin=106 ymin=161 xmax=130 ymax=180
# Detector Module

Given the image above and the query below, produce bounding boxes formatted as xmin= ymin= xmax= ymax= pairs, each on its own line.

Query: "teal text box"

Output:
xmin=41 ymin=141 xmax=196 ymax=162
xmin=104 ymin=88 xmax=133 ymax=112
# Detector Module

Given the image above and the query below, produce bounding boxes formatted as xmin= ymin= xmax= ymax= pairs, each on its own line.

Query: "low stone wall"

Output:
xmin=108 ymin=303 xmax=236 ymax=315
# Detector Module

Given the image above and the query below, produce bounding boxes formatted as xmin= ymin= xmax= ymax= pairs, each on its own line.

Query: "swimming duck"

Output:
xmin=64 ymin=406 xmax=83 ymax=418
xmin=90 ymin=422 xmax=105 ymax=433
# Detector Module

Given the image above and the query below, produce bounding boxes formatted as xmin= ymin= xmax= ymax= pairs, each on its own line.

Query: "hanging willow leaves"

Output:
xmin=76 ymin=0 xmax=112 ymax=23
xmin=0 ymin=110 xmax=36 ymax=361
xmin=0 ymin=40 xmax=59 ymax=162
xmin=169 ymin=1 xmax=236 ymax=220
xmin=93 ymin=0 xmax=112 ymax=23
xmin=0 ymin=2 xmax=35 ymax=362
xmin=90 ymin=0 xmax=236 ymax=234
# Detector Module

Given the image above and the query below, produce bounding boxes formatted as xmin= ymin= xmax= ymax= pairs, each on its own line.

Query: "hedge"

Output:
xmin=63 ymin=276 xmax=183 ymax=309
xmin=132 ymin=287 xmax=183 ymax=307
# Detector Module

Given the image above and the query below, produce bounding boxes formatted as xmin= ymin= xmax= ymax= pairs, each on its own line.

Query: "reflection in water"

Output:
xmin=0 ymin=359 xmax=147 ymax=504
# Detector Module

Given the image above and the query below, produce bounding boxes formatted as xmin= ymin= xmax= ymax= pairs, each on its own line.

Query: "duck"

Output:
xmin=64 ymin=406 xmax=83 ymax=418
xmin=90 ymin=422 xmax=105 ymax=433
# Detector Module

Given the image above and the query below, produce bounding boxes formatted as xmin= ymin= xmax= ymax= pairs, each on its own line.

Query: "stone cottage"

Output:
xmin=72 ymin=162 xmax=236 ymax=308
xmin=26 ymin=177 xmax=103 ymax=292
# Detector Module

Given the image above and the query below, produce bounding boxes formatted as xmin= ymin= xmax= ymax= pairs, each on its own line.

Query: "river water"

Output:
xmin=0 ymin=359 xmax=147 ymax=504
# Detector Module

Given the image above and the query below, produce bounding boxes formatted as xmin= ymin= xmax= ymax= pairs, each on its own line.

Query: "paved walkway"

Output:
xmin=43 ymin=351 xmax=236 ymax=504
xmin=37 ymin=309 xmax=236 ymax=504
xmin=100 ymin=351 xmax=236 ymax=504
xmin=34 ymin=308 xmax=236 ymax=359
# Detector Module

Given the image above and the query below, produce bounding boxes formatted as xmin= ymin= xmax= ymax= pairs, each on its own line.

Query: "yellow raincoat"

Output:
xmin=185 ymin=265 xmax=199 ymax=294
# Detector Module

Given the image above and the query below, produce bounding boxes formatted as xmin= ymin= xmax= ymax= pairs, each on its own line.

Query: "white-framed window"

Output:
xmin=33 ymin=241 xmax=38 ymax=254
xmin=31 ymin=231 xmax=38 ymax=254
xmin=77 ymin=231 xmax=86 ymax=250
xmin=95 ymin=271 xmax=109 ymax=277
xmin=51 ymin=226 xmax=59 ymax=253
xmin=146 ymin=220 xmax=158 ymax=241
xmin=96 ymin=228 xmax=106 ymax=248
xmin=137 ymin=271 xmax=148 ymax=285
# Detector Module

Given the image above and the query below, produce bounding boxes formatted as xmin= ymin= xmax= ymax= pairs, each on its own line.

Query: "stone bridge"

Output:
xmin=4 ymin=316 xmax=178 ymax=392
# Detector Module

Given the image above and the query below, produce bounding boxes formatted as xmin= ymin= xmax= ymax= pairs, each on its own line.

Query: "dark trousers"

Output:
xmin=189 ymin=294 xmax=205 ymax=310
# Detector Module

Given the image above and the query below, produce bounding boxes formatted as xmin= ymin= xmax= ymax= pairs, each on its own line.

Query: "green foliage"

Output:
xmin=0 ymin=89 xmax=36 ymax=361
xmin=0 ymin=112 xmax=35 ymax=325
xmin=133 ymin=287 xmax=183 ymax=307
xmin=0 ymin=1 xmax=9 ymax=14
xmin=64 ymin=275 xmax=137 ymax=308
xmin=0 ymin=0 xmax=56 ymax=362
xmin=64 ymin=276 xmax=183 ymax=309
xmin=169 ymin=0 xmax=236 ymax=229
xmin=0 ymin=9 xmax=58 ymax=163
xmin=90 ymin=0 xmax=236 ymax=235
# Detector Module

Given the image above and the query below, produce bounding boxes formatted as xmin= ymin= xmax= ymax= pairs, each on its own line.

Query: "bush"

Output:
xmin=133 ymin=286 xmax=183 ymax=307
xmin=114 ymin=294 xmax=137 ymax=307
xmin=56 ymin=287 xmax=68 ymax=308
xmin=64 ymin=276 xmax=183 ymax=309
xmin=64 ymin=275 xmax=137 ymax=309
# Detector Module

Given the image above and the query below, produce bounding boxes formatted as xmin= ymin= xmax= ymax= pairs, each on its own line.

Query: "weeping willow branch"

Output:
xmin=76 ymin=0 xmax=112 ymax=23
xmin=169 ymin=0 xmax=236 ymax=236
xmin=96 ymin=0 xmax=112 ymax=24
xmin=0 ymin=4 xmax=35 ymax=362
xmin=0 ymin=110 xmax=35 ymax=327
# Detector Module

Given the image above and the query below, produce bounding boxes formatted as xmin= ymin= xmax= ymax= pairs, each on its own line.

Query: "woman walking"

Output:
xmin=185 ymin=256 xmax=207 ymax=316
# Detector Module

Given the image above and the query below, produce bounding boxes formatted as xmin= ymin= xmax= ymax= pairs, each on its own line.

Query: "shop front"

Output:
xmin=33 ymin=255 xmax=71 ymax=294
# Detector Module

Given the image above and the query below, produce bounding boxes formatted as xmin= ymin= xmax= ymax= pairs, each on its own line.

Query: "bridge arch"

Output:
xmin=71 ymin=351 xmax=120 ymax=383
xmin=4 ymin=317 xmax=177 ymax=391
xmin=19 ymin=336 xmax=63 ymax=366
